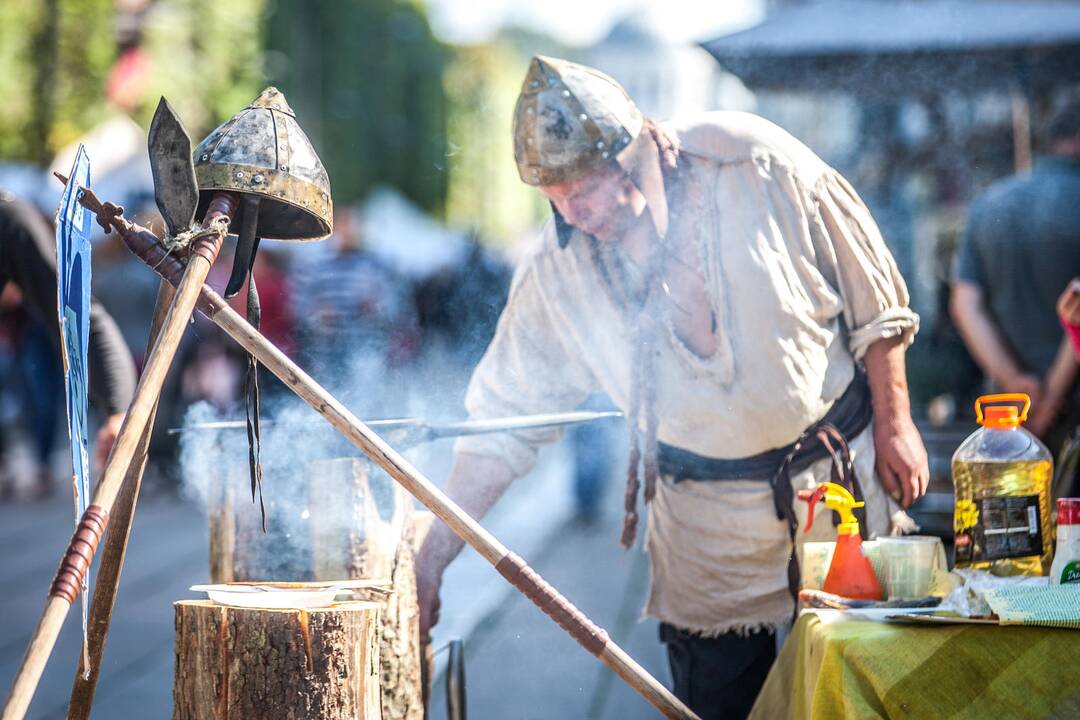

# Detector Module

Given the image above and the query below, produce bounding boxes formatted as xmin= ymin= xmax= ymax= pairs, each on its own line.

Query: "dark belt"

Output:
xmin=658 ymin=370 xmax=873 ymax=483
xmin=659 ymin=370 xmax=874 ymax=611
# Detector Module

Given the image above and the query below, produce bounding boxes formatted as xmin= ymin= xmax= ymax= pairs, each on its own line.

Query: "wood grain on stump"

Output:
xmin=173 ymin=600 xmax=381 ymax=720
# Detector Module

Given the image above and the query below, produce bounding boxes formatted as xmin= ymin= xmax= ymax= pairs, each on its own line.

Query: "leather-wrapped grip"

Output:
xmin=49 ymin=506 xmax=109 ymax=605
xmin=188 ymin=221 xmax=226 ymax=266
xmin=495 ymin=552 xmax=609 ymax=656
xmin=119 ymin=225 xmax=223 ymax=318
xmin=124 ymin=226 xmax=186 ymax=286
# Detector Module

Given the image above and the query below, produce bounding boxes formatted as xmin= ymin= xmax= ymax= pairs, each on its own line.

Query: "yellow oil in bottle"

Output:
xmin=952 ymin=458 xmax=1053 ymax=575
xmin=952 ymin=394 xmax=1053 ymax=576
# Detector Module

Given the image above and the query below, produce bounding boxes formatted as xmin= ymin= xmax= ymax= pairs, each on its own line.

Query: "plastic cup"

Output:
xmin=877 ymin=536 xmax=942 ymax=599
xmin=802 ymin=542 xmax=836 ymax=590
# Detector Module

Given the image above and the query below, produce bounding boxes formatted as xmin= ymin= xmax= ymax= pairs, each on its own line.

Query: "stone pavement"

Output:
xmin=429 ymin=485 xmax=671 ymax=719
xmin=0 ymin=434 xmax=655 ymax=718
xmin=0 ymin=491 xmax=207 ymax=720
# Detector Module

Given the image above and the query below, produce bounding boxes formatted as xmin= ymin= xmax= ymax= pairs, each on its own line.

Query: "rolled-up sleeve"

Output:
xmin=811 ymin=170 xmax=920 ymax=360
xmin=454 ymin=245 xmax=596 ymax=478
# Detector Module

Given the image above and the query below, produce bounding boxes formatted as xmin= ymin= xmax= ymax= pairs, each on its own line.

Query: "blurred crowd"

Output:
xmin=0 ymin=190 xmax=514 ymax=500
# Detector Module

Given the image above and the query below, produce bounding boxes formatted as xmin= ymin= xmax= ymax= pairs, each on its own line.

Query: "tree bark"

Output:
xmin=173 ymin=600 xmax=381 ymax=720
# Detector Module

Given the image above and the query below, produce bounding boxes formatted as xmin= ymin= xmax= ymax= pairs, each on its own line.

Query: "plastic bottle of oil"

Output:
xmin=952 ymin=393 xmax=1053 ymax=576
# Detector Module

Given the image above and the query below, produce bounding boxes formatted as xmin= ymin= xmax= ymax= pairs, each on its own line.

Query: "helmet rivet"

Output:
xmin=280 ymin=164 xmax=288 ymax=171
xmin=602 ymin=151 xmax=609 ymax=159
xmin=596 ymin=141 xmax=604 ymax=149
xmin=579 ymin=114 xmax=588 ymax=122
xmin=562 ymin=90 xmax=570 ymax=98
xmin=201 ymin=154 xmax=208 ymax=161
xmin=526 ymin=107 xmax=534 ymax=115
xmin=235 ymin=172 xmax=244 ymax=179
xmin=252 ymin=174 xmax=264 ymax=184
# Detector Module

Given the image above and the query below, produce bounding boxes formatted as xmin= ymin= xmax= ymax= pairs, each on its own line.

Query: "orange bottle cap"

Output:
xmin=981 ymin=405 xmax=1020 ymax=428
xmin=975 ymin=393 xmax=1029 ymax=429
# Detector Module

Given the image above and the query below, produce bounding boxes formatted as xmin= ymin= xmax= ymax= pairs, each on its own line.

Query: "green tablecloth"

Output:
xmin=750 ymin=612 xmax=1080 ymax=719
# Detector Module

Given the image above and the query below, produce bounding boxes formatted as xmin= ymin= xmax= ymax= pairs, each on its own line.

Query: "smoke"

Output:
xmin=178 ymin=241 xmax=513 ymax=581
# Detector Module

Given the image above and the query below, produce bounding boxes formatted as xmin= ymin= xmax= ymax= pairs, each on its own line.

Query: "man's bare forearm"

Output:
xmin=419 ymin=451 xmax=518 ymax=574
xmin=864 ymin=335 xmax=911 ymax=425
xmin=1045 ymin=336 xmax=1079 ymax=401
xmin=863 ymin=334 xmax=930 ymax=507
xmin=950 ymin=281 xmax=1026 ymax=386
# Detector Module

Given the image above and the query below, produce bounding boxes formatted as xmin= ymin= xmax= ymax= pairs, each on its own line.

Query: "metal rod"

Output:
xmin=121 ymin=212 xmax=699 ymax=720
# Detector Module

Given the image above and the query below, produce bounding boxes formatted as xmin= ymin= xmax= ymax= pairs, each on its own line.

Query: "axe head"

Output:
xmin=148 ymin=97 xmax=199 ymax=237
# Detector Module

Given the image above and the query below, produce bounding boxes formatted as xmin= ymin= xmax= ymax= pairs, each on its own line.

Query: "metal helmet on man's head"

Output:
xmin=513 ymin=56 xmax=642 ymax=187
xmin=512 ymin=56 xmax=671 ymax=246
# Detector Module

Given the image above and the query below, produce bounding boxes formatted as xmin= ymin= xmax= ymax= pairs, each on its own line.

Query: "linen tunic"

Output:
xmin=456 ymin=111 xmax=919 ymax=634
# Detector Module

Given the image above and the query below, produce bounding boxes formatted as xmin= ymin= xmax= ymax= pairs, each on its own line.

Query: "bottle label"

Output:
xmin=1061 ymin=561 xmax=1080 ymax=585
xmin=954 ymin=494 xmax=1044 ymax=563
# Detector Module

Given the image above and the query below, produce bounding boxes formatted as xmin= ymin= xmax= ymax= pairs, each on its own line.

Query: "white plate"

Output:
xmin=189 ymin=580 xmax=390 ymax=610
xmin=842 ymin=606 xmax=947 ymax=620
xmin=200 ymin=588 xmax=339 ymax=609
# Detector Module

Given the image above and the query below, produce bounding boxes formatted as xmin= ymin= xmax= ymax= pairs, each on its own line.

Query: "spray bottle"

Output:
xmin=800 ymin=482 xmax=883 ymax=600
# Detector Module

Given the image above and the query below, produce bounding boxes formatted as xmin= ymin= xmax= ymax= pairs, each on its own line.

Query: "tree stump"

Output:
xmin=204 ymin=457 xmax=424 ymax=719
xmin=173 ymin=600 xmax=381 ymax=720
xmin=308 ymin=458 xmax=423 ymax=720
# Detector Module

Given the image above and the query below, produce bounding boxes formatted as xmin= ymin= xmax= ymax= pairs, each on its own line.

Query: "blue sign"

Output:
xmin=56 ymin=145 xmax=93 ymax=671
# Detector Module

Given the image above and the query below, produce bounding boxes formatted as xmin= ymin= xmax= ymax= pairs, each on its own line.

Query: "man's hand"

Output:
xmin=999 ymin=371 xmax=1043 ymax=408
xmin=864 ymin=336 xmax=930 ymax=508
xmin=413 ymin=452 xmax=518 ymax=646
xmin=1057 ymin=279 xmax=1080 ymax=326
xmin=1027 ymin=336 xmax=1079 ymax=438
xmin=873 ymin=417 xmax=929 ymax=508
xmin=95 ymin=413 xmax=125 ymax=469
xmin=951 ymin=281 xmax=1036 ymax=397
xmin=416 ymin=555 xmax=443 ymax=646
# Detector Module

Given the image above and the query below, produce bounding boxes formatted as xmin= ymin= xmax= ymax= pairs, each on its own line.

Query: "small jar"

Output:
xmin=1050 ymin=498 xmax=1080 ymax=585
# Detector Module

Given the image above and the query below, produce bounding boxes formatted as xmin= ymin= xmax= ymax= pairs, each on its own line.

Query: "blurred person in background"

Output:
xmin=0 ymin=191 xmax=135 ymax=498
xmin=951 ymin=98 xmax=1080 ymax=455
xmin=418 ymin=57 xmax=927 ymax=719
xmin=293 ymin=207 xmax=420 ymax=414
xmin=414 ymin=234 xmax=511 ymax=370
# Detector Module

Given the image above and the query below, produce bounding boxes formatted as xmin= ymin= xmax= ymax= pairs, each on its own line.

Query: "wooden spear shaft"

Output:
xmin=126 ymin=220 xmax=699 ymax=720
xmin=66 ymin=278 xmax=175 ymax=720
xmin=0 ymin=200 xmax=232 ymax=720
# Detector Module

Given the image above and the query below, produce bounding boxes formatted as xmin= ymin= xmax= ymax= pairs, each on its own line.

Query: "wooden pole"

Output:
xmin=1012 ymin=90 xmax=1033 ymax=174
xmin=126 ymin=225 xmax=699 ymax=720
xmin=66 ymin=279 xmax=175 ymax=720
xmin=0 ymin=204 xmax=230 ymax=720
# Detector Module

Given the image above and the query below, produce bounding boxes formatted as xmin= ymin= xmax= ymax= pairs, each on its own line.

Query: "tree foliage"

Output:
xmin=263 ymin=0 xmax=450 ymax=211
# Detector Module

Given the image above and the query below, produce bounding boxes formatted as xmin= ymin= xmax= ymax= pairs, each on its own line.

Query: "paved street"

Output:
xmin=0 ymin=491 xmax=207 ymax=719
xmin=0 ymin=430 xmax=669 ymax=719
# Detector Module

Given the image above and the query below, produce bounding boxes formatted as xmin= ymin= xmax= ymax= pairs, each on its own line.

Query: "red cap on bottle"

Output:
xmin=1058 ymin=498 xmax=1080 ymax=526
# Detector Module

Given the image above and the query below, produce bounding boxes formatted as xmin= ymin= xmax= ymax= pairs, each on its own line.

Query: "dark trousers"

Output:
xmin=660 ymin=623 xmax=776 ymax=720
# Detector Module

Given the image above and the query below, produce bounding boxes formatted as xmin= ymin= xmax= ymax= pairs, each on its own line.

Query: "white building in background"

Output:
xmin=583 ymin=16 xmax=754 ymax=120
